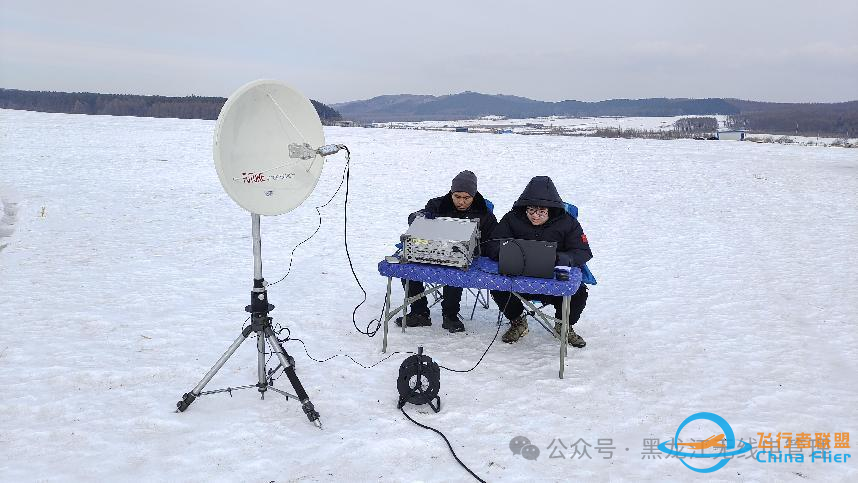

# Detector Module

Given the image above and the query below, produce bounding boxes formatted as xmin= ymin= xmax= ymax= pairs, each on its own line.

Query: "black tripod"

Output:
xmin=176 ymin=214 xmax=321 ymax=428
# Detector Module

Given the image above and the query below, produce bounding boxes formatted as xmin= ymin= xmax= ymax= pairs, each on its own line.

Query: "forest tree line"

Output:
xmin=725 ymin=100 xmax=858 ymax=138
xmin=0 ymin=88 xmax=342 ymax=123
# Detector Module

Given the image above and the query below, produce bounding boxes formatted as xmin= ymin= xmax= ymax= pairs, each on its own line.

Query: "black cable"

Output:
xmin=271 ymin=293 xmax=504 ymax=373
xmin=264 ymin=328 xmax=414 ymax=376
xmin=438 ymin=318 xmax=502 ymax=373
xmin=400 ymin=407 xmax=486 ymax=483
xmin=287 ymin=337 xmax=415 ymax=369
xmin=263 ymin=145 xmax=383 ymax=338
xmin=450 ymin=245 xmax=473 ymax=266
xmin=274 ymin=324 xmax=291 ymax=340
xmin=263 ymin=324 xmax=293 ymax=383
xmin=340 ymin=148 xmax=386 ymax=338
xmin=267 ymin=150 xmax=349 ymax=288
xmin=438 ymin=290 xmax=510 ymax=373
xmin=270 ymin=277 xmax=508 ymax=373
xmin=277 ymin=312 xmax=503 ymax=374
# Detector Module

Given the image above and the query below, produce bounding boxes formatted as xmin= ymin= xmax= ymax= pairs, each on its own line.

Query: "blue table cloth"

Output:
xmin=377 ymin=256 xmax=581 ymax=296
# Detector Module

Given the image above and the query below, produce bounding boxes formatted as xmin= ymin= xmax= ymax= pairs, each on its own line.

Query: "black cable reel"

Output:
xmin=397 ymin=347 xmax=441 ymax=412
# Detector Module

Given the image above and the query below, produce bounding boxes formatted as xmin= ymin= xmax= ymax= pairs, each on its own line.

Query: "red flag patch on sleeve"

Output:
xmin=581 ymin=233 xmax=589 ymax=244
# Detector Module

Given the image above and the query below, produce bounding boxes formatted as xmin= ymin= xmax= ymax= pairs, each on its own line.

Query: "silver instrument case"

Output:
xmin=400 ymin=216 xmax=480 ymax=269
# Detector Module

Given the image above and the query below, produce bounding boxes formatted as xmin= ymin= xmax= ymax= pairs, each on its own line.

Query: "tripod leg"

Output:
xmin=264 ymin=326 xmax=322 ymax=428
xmin=257 ymin=320 xmax=267 ymax=397
xmin=176 ymin=326 xmax=254 ymax=411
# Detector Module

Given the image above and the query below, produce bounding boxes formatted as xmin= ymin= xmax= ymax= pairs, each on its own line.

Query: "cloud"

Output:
xmin=1 ymin=0 xmax=856 ymax=102
xmin=0 ymin=31 xmax=276 ymax=96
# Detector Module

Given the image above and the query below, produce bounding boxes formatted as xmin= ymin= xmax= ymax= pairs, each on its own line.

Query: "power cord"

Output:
xmin=289 ymin=337 xmax=414 ymax=369
xmin=264 ymin=320 xmax=417 ymax=379
xmin=340 ymin=147 xmax=387 ymax=338
xmin=394 ymin=293 xmax=510 ymax=483
xmin=262 ymin=145 xmax=384 ymax=338
xmin=400 ymin=407 xmax=486 ymax=483
xmin=266 ymin=149 xmax=349 ymax=288
xmin=272 ymin=306 xmax=506 ymax=374
xmin=438 ymin=307 xmax=504 ymax=373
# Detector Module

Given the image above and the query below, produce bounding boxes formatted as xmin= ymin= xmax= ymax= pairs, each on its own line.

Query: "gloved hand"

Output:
xmin=408 ymin=211 xmax=434 ymax=225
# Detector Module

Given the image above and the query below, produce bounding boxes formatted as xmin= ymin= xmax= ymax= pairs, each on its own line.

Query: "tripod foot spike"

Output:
xmin=302 ymin=400 xmax=321 ymax=428
xmin=176 ymin=392 xmax=196 ymax=412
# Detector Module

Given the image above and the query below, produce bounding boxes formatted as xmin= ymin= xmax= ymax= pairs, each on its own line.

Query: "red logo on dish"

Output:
xmin=241 ymin=172 xmax=267 ymax=183
xmin=581 ymin=234 xmax=589 ymax=244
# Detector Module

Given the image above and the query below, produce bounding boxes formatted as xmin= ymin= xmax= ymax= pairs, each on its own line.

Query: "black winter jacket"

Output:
xmin=485 ymin=177 xmax=593 ymax=267
xmin=408 ymin=192 xmax=498 ymax=243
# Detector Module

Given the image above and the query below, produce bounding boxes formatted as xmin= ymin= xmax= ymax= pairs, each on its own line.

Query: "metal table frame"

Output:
xmin=379 ymin=267 xmax=577 ymax=379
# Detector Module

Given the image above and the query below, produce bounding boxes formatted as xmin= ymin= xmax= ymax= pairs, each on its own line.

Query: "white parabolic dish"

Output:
xmin=213 ymin=80 xmax=325 ymax=215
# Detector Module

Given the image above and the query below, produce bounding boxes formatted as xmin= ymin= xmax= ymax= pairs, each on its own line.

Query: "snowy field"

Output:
xmin=379 ymin=114 xmax=731 ymax=132
xmin=378 ymin=116 xmax=856 ymax=146
xmin=1 ymin=108 xmax=857 ymax=482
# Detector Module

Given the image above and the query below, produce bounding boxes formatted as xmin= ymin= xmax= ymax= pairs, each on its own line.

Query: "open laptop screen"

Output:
xmin=498 ymin=239 xmax=557 ymax=279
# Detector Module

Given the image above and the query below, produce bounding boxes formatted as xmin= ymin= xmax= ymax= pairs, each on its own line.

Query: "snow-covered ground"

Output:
xmin=379 ymin=115 xmax=722 ymax=132
xmin=743 ymin=133 xmax=855 ymax=147
xmin=1 ymin=108 xmax=856 ymax=482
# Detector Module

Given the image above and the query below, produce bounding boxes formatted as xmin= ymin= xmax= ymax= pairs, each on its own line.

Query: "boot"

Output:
xmin=394 ymin=312 xmax=431 ymax=327
xmin=554 ymin=322 xmax=586 ymax=348
xmin=441 ymin=314 xmax=465 ymax=333
xmin=502 ymin=315 xmax=529 ymax=343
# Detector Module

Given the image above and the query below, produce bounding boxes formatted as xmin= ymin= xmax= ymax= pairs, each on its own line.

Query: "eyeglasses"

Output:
xmin=526 ymin=207 xmax=549 ymax=216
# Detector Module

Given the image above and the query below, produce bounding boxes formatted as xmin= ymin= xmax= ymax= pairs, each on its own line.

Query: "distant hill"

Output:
xmin=333 ymin=92 xmax=858 ymax=137
xmin=332 ymin=92 xmax=740 ymax=121
xmin=0 ymin=88 xmax=342 ymax=123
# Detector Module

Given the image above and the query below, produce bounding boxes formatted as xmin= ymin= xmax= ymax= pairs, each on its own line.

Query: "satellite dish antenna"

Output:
xmin=178 ymin=80 xmax=345 ymax=427
xmin=213 ymin=79 xmax=326 ymax=215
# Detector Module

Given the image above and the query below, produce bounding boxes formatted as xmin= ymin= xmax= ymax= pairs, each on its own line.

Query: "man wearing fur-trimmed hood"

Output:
xmin=485 ymin=176 xmax=592 ymax=346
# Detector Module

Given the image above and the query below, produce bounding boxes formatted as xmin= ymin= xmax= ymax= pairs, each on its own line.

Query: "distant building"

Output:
xmin=717 ymin=129 xmax=747 ymax=141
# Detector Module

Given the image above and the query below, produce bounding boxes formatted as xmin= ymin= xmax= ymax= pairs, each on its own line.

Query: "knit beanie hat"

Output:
xmin=450 ymin=170 xmax=477 ymax=196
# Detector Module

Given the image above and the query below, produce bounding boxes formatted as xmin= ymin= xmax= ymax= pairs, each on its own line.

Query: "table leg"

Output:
xmin=560 ymin=295 xmax=570 ymax=379
xmin=382 ymin=276 xmax=393 ymax=353
xmin=402 ymin=280 xmax=409 ymax=333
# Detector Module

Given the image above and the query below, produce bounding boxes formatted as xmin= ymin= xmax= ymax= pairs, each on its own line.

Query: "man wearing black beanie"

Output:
xmin=395 ymin=170 xmax=497 ymax=332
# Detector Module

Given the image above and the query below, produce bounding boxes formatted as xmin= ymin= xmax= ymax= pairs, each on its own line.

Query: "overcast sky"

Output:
xmin=1 ymin=0 xmax=856 ymax=104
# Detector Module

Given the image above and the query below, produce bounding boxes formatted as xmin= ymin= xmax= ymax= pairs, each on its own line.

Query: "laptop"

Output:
xmin=498 ymin=239 xmax=557 ymax=279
